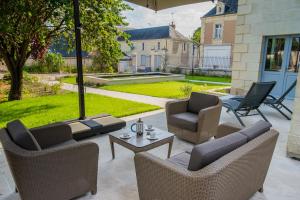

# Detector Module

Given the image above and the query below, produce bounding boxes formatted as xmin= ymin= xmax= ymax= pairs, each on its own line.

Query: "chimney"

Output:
xmin=170 ymin=21 xmax=176 ymax=29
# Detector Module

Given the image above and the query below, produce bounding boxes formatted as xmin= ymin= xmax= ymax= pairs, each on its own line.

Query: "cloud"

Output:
xmin=123 ymin=2 xmax=215 ymax=38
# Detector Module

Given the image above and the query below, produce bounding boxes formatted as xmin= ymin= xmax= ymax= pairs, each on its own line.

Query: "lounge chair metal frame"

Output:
xmin=223 ymin=81 xmax=276 ymax=126
xmin=264 ymin=80 xmax=297 ymax=120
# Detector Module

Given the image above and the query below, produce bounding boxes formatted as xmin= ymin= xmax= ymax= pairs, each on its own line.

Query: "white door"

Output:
xmin=203 ymin=45 xmax=231 ymax=70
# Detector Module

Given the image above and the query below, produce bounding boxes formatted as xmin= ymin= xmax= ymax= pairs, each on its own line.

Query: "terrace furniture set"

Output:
xmin=0 ymin=91 xmax=282 ymax=200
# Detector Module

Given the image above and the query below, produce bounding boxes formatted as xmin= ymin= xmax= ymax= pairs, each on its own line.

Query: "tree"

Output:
xmin=192 ymin=27 xmax=201 ymax=45
xmin=0 ymin=0 xmax=130 ymax=100
xmin=191 ymin=27 xmax=201 ymax=67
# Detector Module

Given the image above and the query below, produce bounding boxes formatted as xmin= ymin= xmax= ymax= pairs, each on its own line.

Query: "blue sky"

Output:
xmin=123 ymin=2 xmax=215 ymax=38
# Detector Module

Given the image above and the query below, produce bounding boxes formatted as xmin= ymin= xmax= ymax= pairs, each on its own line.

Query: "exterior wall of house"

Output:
xmin=200 ymin=14 xmax=237 ymax=70
xmin=120 ymin=38 xmax=192 ymax=72
xmin=231 ymin=0 xmax=300 ymax=158
xmin=201 ymin=14 xmax=237 ymax=46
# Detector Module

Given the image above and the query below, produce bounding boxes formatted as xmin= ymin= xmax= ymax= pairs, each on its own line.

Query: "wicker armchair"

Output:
xmin=0 ymin=121 xmax=99 ymax=200
xmin=135 ymin=124 xmax=278 ymax=200
xmin=166 ymin=92 xmax=222 ymax=144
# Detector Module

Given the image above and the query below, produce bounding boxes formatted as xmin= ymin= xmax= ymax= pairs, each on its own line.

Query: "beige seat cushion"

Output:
xmin=93 ymin=116 xmax=124 ymax=126
xmin=69 ymin=122 xmax=91 ymax=135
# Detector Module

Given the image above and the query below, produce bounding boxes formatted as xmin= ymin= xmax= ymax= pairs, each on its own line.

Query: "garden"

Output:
xmin=0 ymin=73 xmax=159 ymax=128
xmin=61 ymin=75 xmax=229 ymax=99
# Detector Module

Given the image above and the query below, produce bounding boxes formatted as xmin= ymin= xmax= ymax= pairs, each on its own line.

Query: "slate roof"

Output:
xmin=203 ymin=0 xmax=238 ymax=18
xmin=118 ymin=26 xmax=188 ymax=41
xmin=49 ymin=38 xmax=89 ymax=58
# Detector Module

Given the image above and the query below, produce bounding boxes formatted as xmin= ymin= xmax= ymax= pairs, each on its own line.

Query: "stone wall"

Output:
xmin=231 ymin=0 xmax=300 ymax=158
xmin=231 ymin=0 xmax=300 ymax=94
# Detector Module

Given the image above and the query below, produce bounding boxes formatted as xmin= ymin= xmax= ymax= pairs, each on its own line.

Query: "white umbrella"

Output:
xmin=125 ymin=0 xmax=212 ymax=11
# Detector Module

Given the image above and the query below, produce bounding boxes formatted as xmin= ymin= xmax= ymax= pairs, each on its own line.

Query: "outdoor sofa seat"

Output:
xmin=134 ymin=121 xmax=279 ymax=200
xmin=67 ymin=114 xmax=126 ymax=140
xmin=0 ymin=120 xmax=99 ymax=200
xmin=166 ymin=92 xmax=222 ymax=144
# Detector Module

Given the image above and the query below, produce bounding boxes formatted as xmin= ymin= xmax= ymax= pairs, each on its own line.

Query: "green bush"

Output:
xmin=170 ymin=67 xmax=182 ymax=74
xmin=179 ymin=84 xmax=193 ymax=98
xmin=24 ymin=52 xmax=64 ymax=73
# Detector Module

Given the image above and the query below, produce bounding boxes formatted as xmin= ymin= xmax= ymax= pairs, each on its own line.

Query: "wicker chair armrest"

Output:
xmin=7 ymin=142 xmax=99 ymax=199
xmin=30 ymin=122 xmax=73 ymax=149
xmin=166 ymin=99 xmax=189 ymax=116
xmin=134 ymin=152 xmax=212 ymax=200
xmin=197 ymin=101 xmax=222 ymax=136
xmin=215 ymin=123 xmax=243 ymax=139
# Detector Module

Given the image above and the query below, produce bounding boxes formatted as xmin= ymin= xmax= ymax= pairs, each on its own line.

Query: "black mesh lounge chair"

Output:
xmin=222 ymin=81 xmax=276 ymax=126
xmin=264 ymin=80 xmax=297 ymax=120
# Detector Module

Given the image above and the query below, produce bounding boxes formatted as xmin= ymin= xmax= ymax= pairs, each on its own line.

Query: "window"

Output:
xmin=218 ymin=7 xmax=222 ymax=13
xmin=142 ymin=43 xmax=145 ymax=51
xmin=288 ymin=37 xmax=300 ymax=72
xmin=158 ymin=42 xmax=160 ymax=50
xmin=214 ymin=24 xmax=223 ymax=39
xmin=183 ymin=43 xmax=186 ymax=51
xmin=141 ymin=55 xmax=147 ymax=66
xmin=264 ymin=38 xmax=285 ymax=72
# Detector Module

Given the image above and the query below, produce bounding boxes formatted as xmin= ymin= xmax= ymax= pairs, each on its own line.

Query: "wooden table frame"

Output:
xmin=109 ymin=134 xmax=174 ymax=159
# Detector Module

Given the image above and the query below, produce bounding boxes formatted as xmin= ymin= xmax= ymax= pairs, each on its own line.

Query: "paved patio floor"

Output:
xmin=1 ymin=102 xmax=300 ymax=200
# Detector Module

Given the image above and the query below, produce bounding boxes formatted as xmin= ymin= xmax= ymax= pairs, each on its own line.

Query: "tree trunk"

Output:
xmin=8 ymin=68 xmax=23 ymax=101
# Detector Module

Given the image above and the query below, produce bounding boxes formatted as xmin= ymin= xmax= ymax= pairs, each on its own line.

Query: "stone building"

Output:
xmin=230 ymin=0 xmax=300 ymax=158
xmin=200 ymin=0 xmax=238 ymax=70
xmin=118 ymin=25 xmax=194 ymax=73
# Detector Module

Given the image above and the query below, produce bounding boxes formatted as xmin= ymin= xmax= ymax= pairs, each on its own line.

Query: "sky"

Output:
xmin=122 ymin=1 xmax=215 ymax=38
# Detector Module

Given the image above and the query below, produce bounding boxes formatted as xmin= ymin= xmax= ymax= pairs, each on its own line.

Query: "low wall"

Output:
xmin=85 ymin=73 xmax=185 ymax=86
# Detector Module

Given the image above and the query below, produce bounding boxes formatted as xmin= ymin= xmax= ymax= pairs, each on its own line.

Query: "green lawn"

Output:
xmin=101 ymin=81 xmax=226 ymax=99
xmin=185 ymin=75 xmax=231 ymax=83
xmin=61 ymin=76 xmax=77 ymax=84
xmin=0 ymin=93 xmax=159 ymax=128
xmin=61 ymin=75 xmax=232 ymax=85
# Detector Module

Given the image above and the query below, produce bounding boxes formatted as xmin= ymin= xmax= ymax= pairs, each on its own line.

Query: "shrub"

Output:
xmin=180 ymin=84 xmax=193 ymax=98
xmin=170 ymin=67 xmax=182 ymax=74
xmin=24 ymin=53 xmax=64 ymax=73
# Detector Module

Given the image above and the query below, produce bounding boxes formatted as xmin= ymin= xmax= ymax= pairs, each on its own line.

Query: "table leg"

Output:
xmin=110 ymin=138 xmax=115 ymax=159
xmin=167 ymin=139 xmax=173 ymax=158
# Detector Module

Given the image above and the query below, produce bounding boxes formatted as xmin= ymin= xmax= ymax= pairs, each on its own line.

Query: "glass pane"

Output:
xmin=288 ymin=37 xmax=300 ymax=73
xmin=265 ymin=38 xmax=285 ymax=72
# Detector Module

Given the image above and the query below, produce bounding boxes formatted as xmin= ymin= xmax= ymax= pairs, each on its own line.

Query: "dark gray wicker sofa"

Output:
xmin=0 ymin=120 xmax=99 ymax=200
xmin=135 ymin=121 xmax=279 ymax=200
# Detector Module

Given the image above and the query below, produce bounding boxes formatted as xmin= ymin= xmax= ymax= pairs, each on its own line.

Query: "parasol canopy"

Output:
xmin=125 ymin=0 xmax=211 ymax=11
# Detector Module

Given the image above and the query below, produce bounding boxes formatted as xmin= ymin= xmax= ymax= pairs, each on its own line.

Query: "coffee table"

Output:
xmin=108 ymin=127 xmax=174 ymax=159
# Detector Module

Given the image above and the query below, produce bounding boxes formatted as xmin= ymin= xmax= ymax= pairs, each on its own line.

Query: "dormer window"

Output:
xmin=216 ymin=2 xmax=225 ymax=15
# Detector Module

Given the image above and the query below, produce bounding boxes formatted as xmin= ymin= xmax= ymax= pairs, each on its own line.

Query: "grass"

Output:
xmin=185 ymin=75 xmax=231 ymax=83
xmin=60 ymin=76 xmax=227 ymax=99
xmin=101 ymin=81 xmax=226 ymax=99
xmin=0 ymin=93 xmax=159 ymax=128
xmin=61 ymin=75 xmax=232 ymax=85
xmin=61 ymin=76 xmax=77 ymax=84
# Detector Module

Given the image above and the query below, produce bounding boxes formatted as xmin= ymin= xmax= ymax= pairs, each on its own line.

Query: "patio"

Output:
xmin=1 ymin=101 xmax=299 ymax=200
